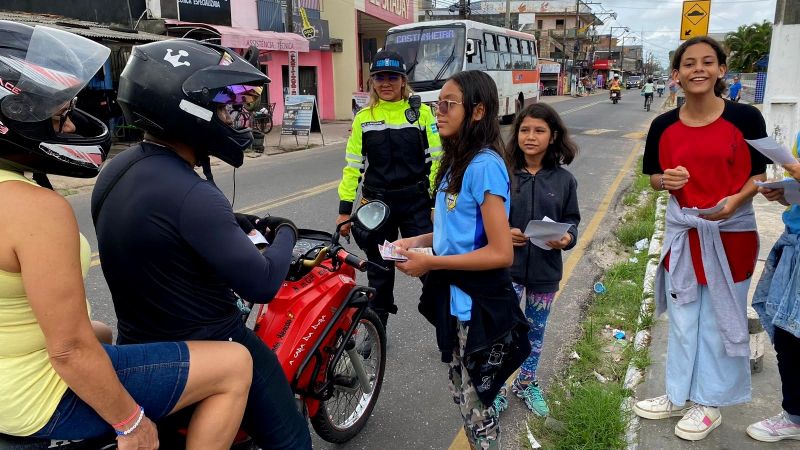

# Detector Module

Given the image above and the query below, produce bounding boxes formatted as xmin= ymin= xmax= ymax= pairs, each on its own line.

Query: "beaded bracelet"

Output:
xmin=115 ymin=407 xmax=145 ymax=436
xmin=660 ymin=174 xmax=666 ymax=191
xmin=112 ymin=405 xmax=141 ymax=429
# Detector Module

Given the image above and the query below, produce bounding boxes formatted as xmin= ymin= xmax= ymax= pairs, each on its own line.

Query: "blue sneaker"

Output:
xmin=492 ymin=385 xmax=509 ymax=416
xmin=513 ymin=379 xmax=549 ymax=416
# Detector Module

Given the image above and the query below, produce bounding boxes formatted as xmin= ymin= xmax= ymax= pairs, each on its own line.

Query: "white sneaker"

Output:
xmin=675 ymin=404 xmax=721 ymax=441
xmin=747 ymin=411 xmax=800 ymax=442
xmin=633 ymin=394 xmax=691 ymax=420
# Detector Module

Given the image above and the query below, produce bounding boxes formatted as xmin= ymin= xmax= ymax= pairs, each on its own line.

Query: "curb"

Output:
xmin=623 ymin=192 xmax=667 ymax=450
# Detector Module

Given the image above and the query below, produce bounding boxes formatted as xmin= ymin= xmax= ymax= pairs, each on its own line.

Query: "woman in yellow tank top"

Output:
xmin=0 ymin=21 xmax=254 ymax=449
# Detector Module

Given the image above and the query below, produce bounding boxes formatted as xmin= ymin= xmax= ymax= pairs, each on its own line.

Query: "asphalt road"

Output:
xmin=67 ymin=90 xmax=666 ymax=449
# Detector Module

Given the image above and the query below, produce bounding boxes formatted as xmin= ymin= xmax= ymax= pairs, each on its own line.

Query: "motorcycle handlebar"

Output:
xmin=336 ymin=249 xmax=368 ymax=272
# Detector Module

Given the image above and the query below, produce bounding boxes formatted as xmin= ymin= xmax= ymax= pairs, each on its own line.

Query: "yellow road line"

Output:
xmin=560 ymin=100 xmax=605 ymax=116
xmin=89 ymin=180 xmax=340 ymax=268
xmin=448 ymin=139 xmax=644 ymax=450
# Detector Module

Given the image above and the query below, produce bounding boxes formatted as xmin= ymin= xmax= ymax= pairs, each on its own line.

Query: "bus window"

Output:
xmin=497 ymin=35 xmax=511 ymax=70
xmin=521 ymin=40 xmax=533 ymax=69
xmin=465 ymin=39 xmax=485 ymax=70
xmin=531 ymin=41 xmax=539 ymax=68
xmin=484 ymin=33 xmax=500 ymax=70
xmin=508 ymin=37 xmax=521 ymax=69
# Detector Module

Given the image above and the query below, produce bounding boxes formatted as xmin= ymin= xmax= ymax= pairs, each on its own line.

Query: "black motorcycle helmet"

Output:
xmin=0 ymin=21 xmax=112 ymax=178
xmin=118 ymin=39 xmax=269 ymax=168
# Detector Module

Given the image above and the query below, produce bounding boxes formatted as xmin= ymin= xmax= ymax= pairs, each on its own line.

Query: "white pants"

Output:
xmin=665 ymin=273 xmax=752 ymax=407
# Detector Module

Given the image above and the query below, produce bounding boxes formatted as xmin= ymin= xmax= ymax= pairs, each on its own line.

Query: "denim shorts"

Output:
xmin=32 ymin=342 xmax=190 ymax=439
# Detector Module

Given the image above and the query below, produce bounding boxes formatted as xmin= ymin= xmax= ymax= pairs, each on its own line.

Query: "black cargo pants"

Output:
xmin=352 ymin=188 xmax=432 ymax=322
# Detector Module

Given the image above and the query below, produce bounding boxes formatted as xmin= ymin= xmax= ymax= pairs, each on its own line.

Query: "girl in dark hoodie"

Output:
xmin=493 ymin=103 xmax=580 ymax=417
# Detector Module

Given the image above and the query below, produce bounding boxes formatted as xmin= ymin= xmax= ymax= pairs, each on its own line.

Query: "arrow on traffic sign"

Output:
xmin=685 ymin=30 xmax=692 ymax=36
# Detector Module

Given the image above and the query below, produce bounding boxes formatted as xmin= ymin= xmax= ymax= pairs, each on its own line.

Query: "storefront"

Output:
xmin=323 ymin=0 xmax=415 ymax=119
xmin=592 ymin=59 xmax=618 ymax=89
xmin=164 ymin=19 xmax=337 ymax=124
xmin=538 ymin=59 xmax=561 ymax=96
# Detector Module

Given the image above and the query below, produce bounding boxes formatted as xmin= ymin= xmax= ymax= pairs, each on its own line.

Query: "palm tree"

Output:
xmin=725 ymin=21 xmax=772 ymax=72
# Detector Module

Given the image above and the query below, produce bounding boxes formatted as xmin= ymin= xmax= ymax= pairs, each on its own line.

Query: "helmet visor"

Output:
xmin=0 ymin=25 xmax=110 ymax=122
xmin=211 ymin=84 xmax=263 ymax=105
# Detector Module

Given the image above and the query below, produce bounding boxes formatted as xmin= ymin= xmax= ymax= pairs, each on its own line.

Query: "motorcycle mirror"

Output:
xmin=353 ymin=200 xmax=389 ymax=231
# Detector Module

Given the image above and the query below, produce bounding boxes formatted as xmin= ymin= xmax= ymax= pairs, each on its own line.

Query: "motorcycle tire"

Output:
xmin=311 ymin=308 xmax=387 ymax=443
xmin=612 ymin=99 xmax=618 ymax=104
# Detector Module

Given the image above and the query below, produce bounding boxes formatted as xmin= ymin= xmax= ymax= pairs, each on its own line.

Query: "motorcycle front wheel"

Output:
xmin=311 ymin=308 xmax=386 ymax=443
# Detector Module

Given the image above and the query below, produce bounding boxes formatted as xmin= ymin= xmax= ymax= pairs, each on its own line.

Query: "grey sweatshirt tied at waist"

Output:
xmin=654 ymin=195 xmax=757 ymax=357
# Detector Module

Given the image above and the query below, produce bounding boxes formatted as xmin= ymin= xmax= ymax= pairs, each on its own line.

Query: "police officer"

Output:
xmin=337 ymin=50 xmax=442 ymax=328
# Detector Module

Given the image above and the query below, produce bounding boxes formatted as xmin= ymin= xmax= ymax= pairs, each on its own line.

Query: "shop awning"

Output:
xmin=0 ymin=11 xmax=167 ymax=43
xmin=165 ymin=20 xmax=309 ymax=53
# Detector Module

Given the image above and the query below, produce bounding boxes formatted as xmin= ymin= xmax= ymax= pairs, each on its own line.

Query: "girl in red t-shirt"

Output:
xmin=635 ymin=36 xmax=768 ymax=442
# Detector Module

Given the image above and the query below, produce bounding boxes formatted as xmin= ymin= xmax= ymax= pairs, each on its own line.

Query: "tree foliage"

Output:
xmin=725 ymin=21 xmax=772 ymax=72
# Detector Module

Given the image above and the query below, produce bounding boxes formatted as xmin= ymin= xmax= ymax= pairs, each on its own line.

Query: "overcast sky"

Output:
xmin=591 ymin=0 xmax=777 ymax=70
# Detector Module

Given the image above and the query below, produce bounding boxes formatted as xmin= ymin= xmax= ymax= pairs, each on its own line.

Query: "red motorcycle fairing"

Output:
xmin=253 ymin=261 xmax=358 ymax=417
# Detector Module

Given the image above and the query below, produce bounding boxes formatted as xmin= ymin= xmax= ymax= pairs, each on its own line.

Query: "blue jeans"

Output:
xmin=665 ymin=273 xmax=751 ymax=407
xmin=32 ymin=342 xmax=189 ymax=439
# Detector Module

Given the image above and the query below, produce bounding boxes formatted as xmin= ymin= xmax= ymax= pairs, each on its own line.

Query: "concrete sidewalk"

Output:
xmin=635 ymin=193 xmax=800 ymax=449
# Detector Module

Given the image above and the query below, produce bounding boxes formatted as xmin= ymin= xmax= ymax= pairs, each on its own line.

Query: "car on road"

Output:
xmin=626 ymin=75 xmax=642 ymax=89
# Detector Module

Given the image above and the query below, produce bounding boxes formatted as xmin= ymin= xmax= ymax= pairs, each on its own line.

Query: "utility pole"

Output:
xmin=286 ymin=0 xmax=294 ymax=34
xmin=505 ymin=0 xmax=511 ymax=28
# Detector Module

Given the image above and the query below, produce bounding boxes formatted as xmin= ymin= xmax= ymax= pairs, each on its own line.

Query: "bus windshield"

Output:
xmin=384 ymin=26 xmax=465 ymax=85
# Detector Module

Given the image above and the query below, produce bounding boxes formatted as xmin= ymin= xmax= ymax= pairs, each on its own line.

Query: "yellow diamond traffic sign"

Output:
xmin=680 ymin=0 xmax=711 ymax=40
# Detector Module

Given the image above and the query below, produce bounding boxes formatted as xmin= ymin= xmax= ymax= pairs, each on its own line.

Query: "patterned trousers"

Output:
xmin=448 ymin=321 xmax=500 ymax=449
xmin=512 ymin=283 xmax=556 ymax=383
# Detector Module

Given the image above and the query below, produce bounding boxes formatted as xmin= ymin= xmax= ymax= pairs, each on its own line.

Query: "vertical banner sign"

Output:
xmin=288 ymin=51 xmax=299 ymax=96
xmin=680 ymin=1 xmax=711 ymax=40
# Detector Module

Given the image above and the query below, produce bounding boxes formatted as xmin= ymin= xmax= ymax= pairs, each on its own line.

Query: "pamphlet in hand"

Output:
xmin=248 ymin=231 xmax=268 ymax=247
xmin=524 ymin=216 xmax=572 ymax=250
xmin=681 ymin=198 xmax=727 ymax=216
xmin=756 ymin=178 xmax=800 ymax=205
xmin=746 ymin=137 xmax=797 ymax=165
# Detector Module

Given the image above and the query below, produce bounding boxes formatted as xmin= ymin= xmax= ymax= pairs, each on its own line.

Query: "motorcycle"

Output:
xmin=0 ymin=201 xmax=390 ymax=450
xmin=657 ymin=87 xmax=664 ymax=97
xmin=610 ymin=90 xmax=621 ymax=104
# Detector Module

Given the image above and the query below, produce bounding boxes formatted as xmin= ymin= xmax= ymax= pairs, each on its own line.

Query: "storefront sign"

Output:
xmin=288 ymin=51 xmax=299 ymax=96
xmin=281 ymin=95 xmax=321 ymax=136
xmin=365 ymin=0 xmax=412 ymax=25
xmin=177 ymin=0 xmax=232 ymax=26
xmin=539 ymin=63 xmax=561 ymax=74
xmin=290 ymin=16 xmax=331 ymax=50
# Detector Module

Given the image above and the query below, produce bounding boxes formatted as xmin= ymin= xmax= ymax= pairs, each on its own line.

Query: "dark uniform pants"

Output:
xmin=352 ymin=192 xmax=432 ymax=321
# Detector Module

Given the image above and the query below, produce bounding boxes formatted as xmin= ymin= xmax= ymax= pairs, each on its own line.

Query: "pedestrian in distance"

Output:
xmin=635 ymin=36 xmax=770 ymax=441
xmin=748 ymin=130 xmax=800 ymax=442
xmin=642 ymin=77 xmax=655 ymax=110
xmin=728 ymin=75 xmax=743 ymax=102
xmin=491 ymin=103 xmax=581 ymax=418
xmin=0 ymin=22 xmax=252 ymax=449
xmin=393 ymin=70 xmax=531 ymax=450
xmin=336 ymin=50 xmax=442 ymax=330
xmin=667 ymin=78 xmax=679 ymax=107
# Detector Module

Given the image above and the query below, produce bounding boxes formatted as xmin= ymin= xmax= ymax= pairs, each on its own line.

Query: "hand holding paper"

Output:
xmin=756 ymin=179 xmax=800 ymax=205
xmin=746 ymin=137 xmax=797 ymax=165
xmin=524 ymin=217 xmax=573 ymax=250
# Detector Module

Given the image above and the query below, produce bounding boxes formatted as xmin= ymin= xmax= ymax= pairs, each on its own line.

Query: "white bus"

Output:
xmin=384 ymin=19 xmax=540 ymax=122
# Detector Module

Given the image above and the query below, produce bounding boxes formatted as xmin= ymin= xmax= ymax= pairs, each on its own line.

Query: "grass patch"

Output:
xmin=522 ymin=170 xmax=658 ymax=449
